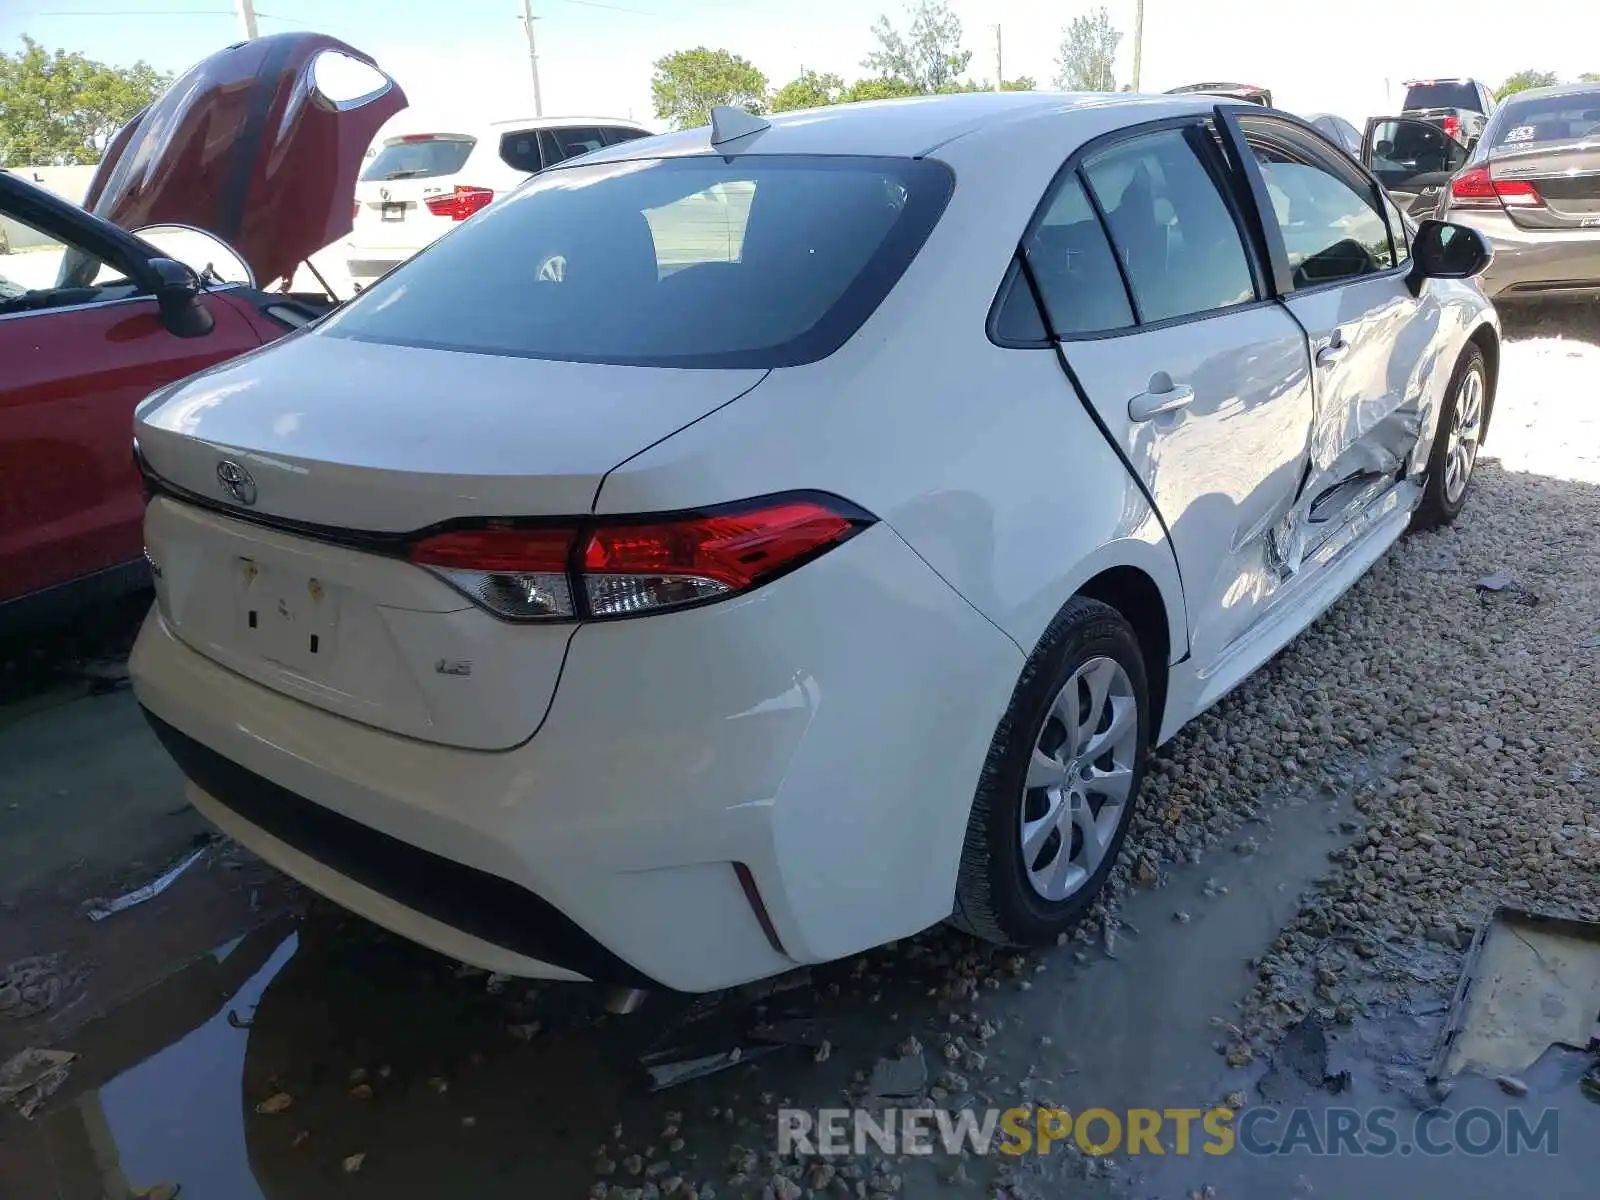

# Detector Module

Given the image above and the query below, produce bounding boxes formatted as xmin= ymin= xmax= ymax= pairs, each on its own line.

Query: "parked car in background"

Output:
xmin=132 ymin=93 xmax=1496 ymax=995
xmin=1402 ymin=77 xmax=1495 ymax=148
xmin=1424 ymin=81 xmax=1600 ymax=300
xmin=346 ymin=117 xmax=651 ymax=291
xmin=0 ymin=32 xmax=404 ymax=631
xmin=1165 ymin=82 xmax=1272 ymax=106
xmin=1306 ymin=113 xmax=1363 ymax=157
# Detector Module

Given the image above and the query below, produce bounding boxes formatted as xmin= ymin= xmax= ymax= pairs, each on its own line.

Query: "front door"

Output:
xmin=0 ymin=206 xmax=264 ymax=604
xmin=1020 ymin=121 xmax=1317 ymax=669
xmin=1234 ymin=113 xmax=1436 ymax=554
xmin=1361 ymin=116 xmax=1469 ymax=218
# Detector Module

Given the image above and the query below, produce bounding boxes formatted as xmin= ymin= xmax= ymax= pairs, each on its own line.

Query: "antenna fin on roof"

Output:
xmin=709 ymin=106 xmax=771 ymax=147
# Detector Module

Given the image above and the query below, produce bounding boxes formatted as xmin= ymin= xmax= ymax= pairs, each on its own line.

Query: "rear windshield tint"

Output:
xmin=320 ymin=155 xmax=954 ymax=369
xmin=1492 ymin=94 xmax=1600 ymax=147
xmin=1404 ymin=82 xmax=1479 ymax=111
xmin=361 ymin=137 xmax=475 ymax=181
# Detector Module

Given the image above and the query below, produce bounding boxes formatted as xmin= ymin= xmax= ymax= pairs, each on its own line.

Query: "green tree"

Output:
xmin=650 ymin=47 xmax=768 ymax=130
xmin=842 ymin=76 xmax=925 ymax=103
xmin=1579 ymin=72 xmax=1600 ymax=82
xmin=999 ymin=76 xmax=1037 ymax=91
xmin=862 ymin=1 xmax=972 ymax=93
xmin=1496 ymin=69 xmax=1558 ymax=99
xmin=771 ymin=69 xmax=847 ymax=112
xmin=1053 ymin=6 xmax=1121 ymax=92
xmin=0 ymin=36 xmax=169 ymax=165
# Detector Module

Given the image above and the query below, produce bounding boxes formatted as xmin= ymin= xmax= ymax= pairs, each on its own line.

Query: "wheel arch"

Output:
xmin=1075 ymin=564 xmax=1173 ymax=747
xmin=1467 ymin=321 xmax=1500 ymax=443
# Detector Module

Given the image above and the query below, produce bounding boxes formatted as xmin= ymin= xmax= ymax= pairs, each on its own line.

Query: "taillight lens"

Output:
xmin=1440 ymin=115 xmax=1461 ymax=140
xmin=424 ymin=185 xmax=494 ymax=221
xmin=352 ymin=200 xmax=361 ymax=220
xmin=1450 ymin=165 xmax=1545 ymax=210
xmin=407 ymin=497 xmax=870 ymax=621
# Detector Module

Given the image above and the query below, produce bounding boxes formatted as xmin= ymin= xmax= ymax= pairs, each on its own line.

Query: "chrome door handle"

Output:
xmin=1128 ymin=383 xmax=1195 ymax=422
xmin=1316 ymin=342 xmax=1349 ymax=367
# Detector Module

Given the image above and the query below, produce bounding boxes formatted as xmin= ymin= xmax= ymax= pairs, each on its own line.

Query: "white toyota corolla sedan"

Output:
xmin=130 ymin=92 xmax=1498 ymax=996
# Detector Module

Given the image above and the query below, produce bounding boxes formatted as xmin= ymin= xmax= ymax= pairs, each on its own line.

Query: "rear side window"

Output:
xmin=552 ymin=126 xmax=608 ymax=159
xmin=321 ymin=155 xmax=953 ymax=369
xmin=498 ymin=129 xmax=545 ymax=174
xmin=361 ymin=136 xmax=475 ymax=181
xmin=1404 ymin=81 xmax=1479 ymax=111
xmin=1081 ymin=127 xmax=1256 ymax=324
xmin=1018 ymin=174 xmax=1133 ymax=336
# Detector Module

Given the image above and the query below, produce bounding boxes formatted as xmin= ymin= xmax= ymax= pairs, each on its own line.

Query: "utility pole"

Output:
xmin=1130 ymin=0 xmax=1144 ymax=91
xmin=992 ymin=24 xmax=1002 ymax=91
xmin=234 ymin=0 xmax=259 ymax=39
xmin=519 ymin=0 xmax=545 ymax=117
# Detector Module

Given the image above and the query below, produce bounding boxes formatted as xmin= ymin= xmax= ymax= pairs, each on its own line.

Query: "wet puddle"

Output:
xmin=4 ymin=771 xmax=1593 ymax=1199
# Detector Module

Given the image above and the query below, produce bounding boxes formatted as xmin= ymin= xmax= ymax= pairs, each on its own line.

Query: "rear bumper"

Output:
xmin=129 ymin=522 xmax=1021 ymax=991
xmin=1457 ymin=211 xmax=1600 ymax=297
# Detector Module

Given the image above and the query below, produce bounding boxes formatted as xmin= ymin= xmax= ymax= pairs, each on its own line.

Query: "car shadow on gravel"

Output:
xmin=0 ymin=590 xmax=151 ymax=717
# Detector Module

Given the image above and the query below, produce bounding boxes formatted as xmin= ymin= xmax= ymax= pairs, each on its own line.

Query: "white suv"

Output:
xmin=346 ymin=116 xmax=650 ymax=291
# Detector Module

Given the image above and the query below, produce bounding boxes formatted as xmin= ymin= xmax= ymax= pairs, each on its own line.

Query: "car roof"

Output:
xmin=485 ymin=115 xmax=648 ymax=130
xmin=1495 ymin=80 xmax=1600 ymax=103
xmin=563 ymin=91 xmax=1215 ymax=165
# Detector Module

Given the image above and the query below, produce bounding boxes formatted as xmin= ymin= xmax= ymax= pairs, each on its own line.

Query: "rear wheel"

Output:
xmin=1412 ymin=344 xmax=1486 ymax=531
xmin=952 ymin=597 xmax=1149 ymax=946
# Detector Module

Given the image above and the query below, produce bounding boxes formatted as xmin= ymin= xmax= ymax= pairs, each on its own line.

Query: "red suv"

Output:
xmin=0 ymin=32 xmax=404 ymax=631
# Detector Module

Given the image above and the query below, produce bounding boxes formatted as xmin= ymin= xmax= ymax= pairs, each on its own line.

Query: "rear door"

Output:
xmin=1020 ymin=119 xmax=1316 ymax=668
xmin=1232 ymin=112 xmax=1431 ymax=556
xmin=1362 ymin=116 xmax=1470 ymax=217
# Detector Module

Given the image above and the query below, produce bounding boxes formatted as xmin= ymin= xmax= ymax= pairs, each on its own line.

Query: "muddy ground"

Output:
xmin=2 ymin=301 xmax=1599 ymax=1199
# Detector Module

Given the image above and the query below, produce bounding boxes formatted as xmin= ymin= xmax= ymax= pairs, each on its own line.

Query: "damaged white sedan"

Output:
xmin=130 ymin=92 xmax=1497 ymax=996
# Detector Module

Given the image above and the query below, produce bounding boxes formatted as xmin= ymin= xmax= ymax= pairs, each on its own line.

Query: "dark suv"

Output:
xmin=1402 ymin=78 xmax=1496 ymax=147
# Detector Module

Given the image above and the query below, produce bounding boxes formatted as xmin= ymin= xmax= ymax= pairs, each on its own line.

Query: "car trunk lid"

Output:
xmin=135 ymin=333 xmax=767 ymax=747
xmin=1489 ymin=141 xmax=1600 ymax=230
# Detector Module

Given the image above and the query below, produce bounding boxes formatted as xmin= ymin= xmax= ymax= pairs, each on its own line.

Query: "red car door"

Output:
xmin=0 ymin=268 xmax=265 ymax=607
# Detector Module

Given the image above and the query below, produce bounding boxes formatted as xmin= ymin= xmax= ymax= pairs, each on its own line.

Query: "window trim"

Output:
xmin=987 ymin=114 xmax=1278 ymax=349
xmin=1223 ymin=107 xmax=1414 ymax=300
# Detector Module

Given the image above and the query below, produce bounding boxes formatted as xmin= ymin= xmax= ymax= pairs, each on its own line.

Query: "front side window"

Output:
xmin=1381 ymin=193 xmax=1411 ymax=266
xmin=553 ymin=126 xmax=608 ymax=159
xmin=1242 ymin=124 xmax=1396 ymax=288
xmin=603 ymin=126 xmax=648 ymax=146
xmin=1080 ymin=126 xmax=1256 ymax=323
xmin=321 ymin=155 xmax=953 ymax=368
xmin=0 ymin=211 xmax=135 ymax=315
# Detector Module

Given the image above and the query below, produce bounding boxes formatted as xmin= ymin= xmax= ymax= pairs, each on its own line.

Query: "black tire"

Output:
xmin=1411 ymin=344 xmax=1487 ymax=532
xmin=951 ymin=596 xmax=1150 ymax=946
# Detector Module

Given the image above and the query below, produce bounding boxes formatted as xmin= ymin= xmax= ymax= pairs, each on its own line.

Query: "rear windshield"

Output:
xmin=321 ymin=155 xmax=954 ymax=369
xmin=1404 ymin=82 xmax=1479 ymax=112
xmin=1492 ymin=94 xmax=1600 ymax=147
xmin=361 ymin=136 xmax=475 ymax=181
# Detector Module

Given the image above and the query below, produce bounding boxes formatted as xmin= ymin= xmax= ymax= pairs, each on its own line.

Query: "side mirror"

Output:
xmin=1406 ymin=219 xmax=1493 ymax=296
xmin=147 ymin=257 xmax=215 ymax=338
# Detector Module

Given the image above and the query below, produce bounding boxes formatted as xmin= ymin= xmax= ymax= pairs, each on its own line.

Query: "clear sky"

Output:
xmin=5 ymin=0 xmax=1598 ymax=142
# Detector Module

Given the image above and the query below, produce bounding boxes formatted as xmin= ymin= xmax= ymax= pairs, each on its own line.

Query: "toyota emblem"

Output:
xmin=216 ymin=459 xmax=258 ymax=506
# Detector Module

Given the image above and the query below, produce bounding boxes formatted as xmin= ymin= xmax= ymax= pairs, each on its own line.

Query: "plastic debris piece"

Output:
xmin=641 ymin=1044 xmax=779 ymax=1090
xmin=255 ymin=1092 xmax=292 ymax=1114
xmin=342 ymin=1153 xmax=366 ymax=1173
xmin=87 ymin=847 xmax=207 ymax=921
xmin=0 ymin=1047 xmax=76 ymax=1119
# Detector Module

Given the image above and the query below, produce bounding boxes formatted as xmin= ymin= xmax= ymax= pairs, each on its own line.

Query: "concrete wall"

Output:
xmin=1 ymin=165 xmax=99 ymax=251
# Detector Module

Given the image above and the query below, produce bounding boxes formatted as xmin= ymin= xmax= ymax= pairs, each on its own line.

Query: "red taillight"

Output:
xmin=352 ymin=200 xmax=361 ymax=220
xmin=1450 ymin=165 xmax=1544 ymax=210
xmin=423 ymin=185 xmax=494 ymax=221
xmin=407 ymin=497 xmax=869 ymax=621
xmin=1441 ymin=114 xmax=1461 ymax=140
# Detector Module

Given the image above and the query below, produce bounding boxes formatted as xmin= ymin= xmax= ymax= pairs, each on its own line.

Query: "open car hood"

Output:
xmin=84 ymin=32 xmax=407 ymax=288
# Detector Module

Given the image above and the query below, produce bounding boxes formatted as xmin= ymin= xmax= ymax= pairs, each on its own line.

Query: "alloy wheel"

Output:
xmin=1444 ymin=365 xmax=1484 ymax=504
xmin=1018 ymin=656 xmax=1140 ymax=902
